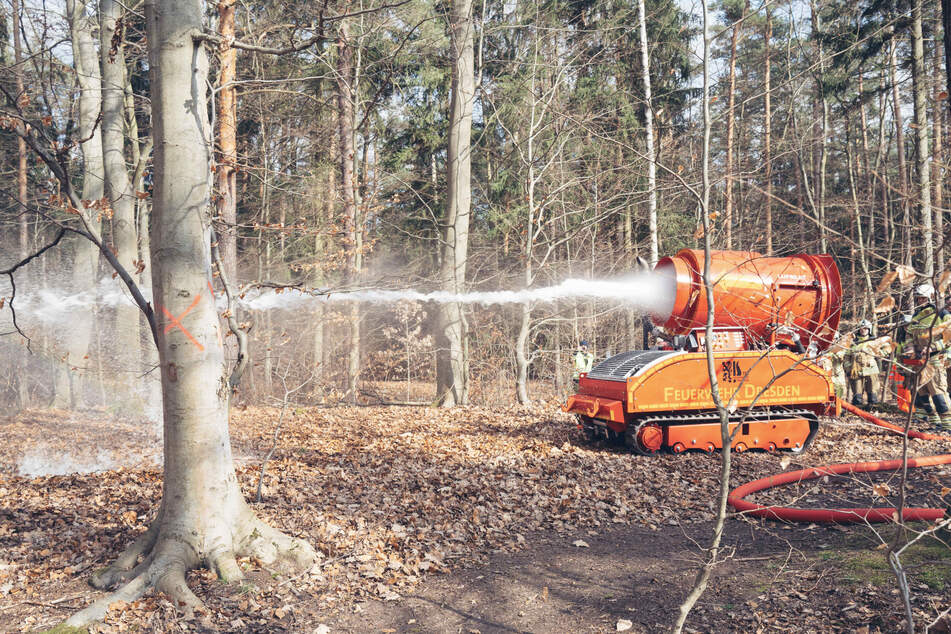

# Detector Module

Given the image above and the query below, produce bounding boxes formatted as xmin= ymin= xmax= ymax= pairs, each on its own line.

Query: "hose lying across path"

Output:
xmin=727 ymin=399 xmax=951 ymax=523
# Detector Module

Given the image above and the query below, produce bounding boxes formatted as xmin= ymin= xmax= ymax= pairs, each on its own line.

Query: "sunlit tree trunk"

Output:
xmin=337 ymin=18 xmax=362 ymax=403
xmin=215 ymin=0 xmax=238 ymax=282
xmin=724 ymin=3 xmax=745 ymax=250
xmin=911 ymin=0 xmax=934 ymax=276
xmin=100 ymin=0 xmax=142 ymax=379
xmin=436 ymin=0 xmax=474 ymax=407
xmin=54 ymin=0 xmax=105 ymax=408
xmin=935 ymin=45 xmax=945 ymax=271
xmin=763 ymin=8 xmax=773 ymax=255
xmin=65 ymin=2 xmax=315 ymax=625
xmin=847 ymin=123 xmax=873 ymax=319
xmin=890 ymin=29 xmax=911 ymax=266
xmin=12 ymin=0 xmax=29 ymax=408
xmin=637 ymin=0 xmax=657 ymax=264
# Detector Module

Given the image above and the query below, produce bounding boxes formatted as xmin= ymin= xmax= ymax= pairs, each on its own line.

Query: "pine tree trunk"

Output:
xmin=215 ymin=0 xmax=238 ymax=283
xmin=724 ymin=4 xmax=744 ymax=250
xmin=436 ymin=0 xmax=474 ymax=407
xmin=764 ymin=10 xmax=773 ymax=255
xmin=65 ymin=2 xmax=315 ymax=625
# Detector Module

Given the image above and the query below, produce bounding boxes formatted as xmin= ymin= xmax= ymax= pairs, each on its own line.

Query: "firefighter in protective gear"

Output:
xmin=903 ymin=284 xmax=951 ymax=429
xmin=573 ymin=340 xmax=594 ymax=382
xmin=817 ymin=332 xmax=848 ymax=399
xmin=845 ymin=319 xmax=880 ymax=406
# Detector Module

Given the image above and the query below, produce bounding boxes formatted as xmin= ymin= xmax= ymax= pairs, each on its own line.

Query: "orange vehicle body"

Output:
xmin=564 ymin=250 xmax=842 ymax=454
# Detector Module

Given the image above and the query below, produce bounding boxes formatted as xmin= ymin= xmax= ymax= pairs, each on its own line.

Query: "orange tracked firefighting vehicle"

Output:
xmin=564 ymin=249 xmax=841 ymax=455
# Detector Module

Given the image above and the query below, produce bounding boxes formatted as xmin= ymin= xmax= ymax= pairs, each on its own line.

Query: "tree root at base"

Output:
xmin=63 ymin=513 xmax=316 ymax=628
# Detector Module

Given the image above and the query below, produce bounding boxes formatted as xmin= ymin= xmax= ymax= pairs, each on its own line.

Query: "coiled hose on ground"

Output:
xmin=727 ymin=399 xmax=951 ymax=523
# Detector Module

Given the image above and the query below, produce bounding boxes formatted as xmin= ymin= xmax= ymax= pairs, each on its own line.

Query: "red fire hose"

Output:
xmin=727 ymin=399 xmax=951 ymax=523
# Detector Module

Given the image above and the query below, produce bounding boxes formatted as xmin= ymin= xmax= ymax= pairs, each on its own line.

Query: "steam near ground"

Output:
xmin=0 ymin=267 xmax=673 ymax=476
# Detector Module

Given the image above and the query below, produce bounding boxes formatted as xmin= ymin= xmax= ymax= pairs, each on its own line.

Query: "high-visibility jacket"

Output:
xmin=845 ymin=334 xmax=881 ymax=378
xmin=573 ymin=350 xmax=594 ymax=379
xmin=904 ymin=305 xmax=950 ymax=363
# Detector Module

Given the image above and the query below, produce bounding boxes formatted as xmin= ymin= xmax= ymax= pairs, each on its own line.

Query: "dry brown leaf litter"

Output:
xmin=0 ymin=404 xmax=949 ymax=631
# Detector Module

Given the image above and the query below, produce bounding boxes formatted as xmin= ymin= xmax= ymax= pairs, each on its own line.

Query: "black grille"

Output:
xmin=586 ymin=350 xmax=679 ymax=382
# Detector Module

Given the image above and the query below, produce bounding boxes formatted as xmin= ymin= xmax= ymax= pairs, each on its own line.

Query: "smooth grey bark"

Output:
xmin=636 ymin=0 xmax=657 ymax=265
xmin=890 ymin=29 xmax=911 ymax=266
xmin=910 ymin=0 xmax=933 ymax=276
xmin=935 ymin=46 xmax=945 ymax=271
xmin=100 ymin=0 xmax=141 ymax=376
xmin=64 ymin=1 xmax=315 ymax=625
xmin=12 ymin=0 xmax=29 ymax=409
xmin=847 ymin=125 xmax=873 ymax=320
xmin=54 ymin=0 xmax=105 ymax=408
xmin=336 ymin=18 xmax=362 ymax=403
xmin=436 ymin=0 xmax=474 ymax=407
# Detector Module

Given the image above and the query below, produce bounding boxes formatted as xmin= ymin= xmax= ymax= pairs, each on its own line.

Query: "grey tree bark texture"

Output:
xmin=910 ymin=0 xmax=934 ymax=276
xmin=64 ymin=0 xmax=315 ymax=626
xmin=53 ymin=0 xmax=105 ymax=408
xmin=336 ymin=18 xmax=363 ymax=404
xmin=636 ymin=0 xmax=657 ymax=266
xmin=436 ymin=0 xmax=474 ymax=407
xmin=100 ymin=0 xmax=142 ymax=380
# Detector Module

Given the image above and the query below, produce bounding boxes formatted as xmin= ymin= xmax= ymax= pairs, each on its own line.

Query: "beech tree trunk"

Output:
xmin=12 ymin=0 xmax=29 ymax=409
xmin=890 ymin=30 xmax=911 ymax=266
xmin=13 ymin=0 xmax=27 ymax=263
xmin=337 ymin=19 xmax=362 ymax=403
xmin=436 ymin=0 xmax=474 ymax=407
xmin=935 ymin=45 xmax=945 ymax=271
xmin=54 ymin=0 xmax=105 ymax=408
xmin=910 ymin=0 xmax=934 ymax=276
xmin=65 ymin=1 xmax=315 ymax=625
xmin=100 ymin=0 xmax=142 ymax=378
xmin=637 ymin=0 xmax=657 ymax=264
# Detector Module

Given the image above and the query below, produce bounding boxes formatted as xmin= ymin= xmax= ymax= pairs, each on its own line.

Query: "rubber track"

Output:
xmin=627 ymin=409 xmax=818 ymax=455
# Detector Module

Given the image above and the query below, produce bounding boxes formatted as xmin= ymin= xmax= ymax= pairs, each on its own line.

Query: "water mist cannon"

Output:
xmin=650 ymin=250 xmax=842 ymax=353
xmin=565 ymin=249 xmax=842 ymax=456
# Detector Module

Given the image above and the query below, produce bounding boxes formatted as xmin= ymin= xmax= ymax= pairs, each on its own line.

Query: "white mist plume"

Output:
xmin=2 ymin=271 xmax=671 ymax=316
xmin=18 ymin=446 xmax=117 ymax=477
xmin=239 ymin=272 xmax=672 ymax=314
xmin=2 ymin=277 xmax=152 ymax=327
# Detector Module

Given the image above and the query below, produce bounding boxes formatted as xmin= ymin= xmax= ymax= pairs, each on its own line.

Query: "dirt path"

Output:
xmin=330 ymin=519 xmax=866 ymax=633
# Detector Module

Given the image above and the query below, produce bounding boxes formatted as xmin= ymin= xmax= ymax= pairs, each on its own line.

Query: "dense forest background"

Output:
xmin=0 ymin=0 xmax=946 ymax=409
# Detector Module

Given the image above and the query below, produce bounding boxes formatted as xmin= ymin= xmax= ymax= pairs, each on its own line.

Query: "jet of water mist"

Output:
xmin=238 ymin=271 xmax=673 ymax=316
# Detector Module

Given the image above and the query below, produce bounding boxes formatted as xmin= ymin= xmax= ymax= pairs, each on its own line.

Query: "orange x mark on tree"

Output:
xmin=162 ymin=294 xmax=204 ymax=351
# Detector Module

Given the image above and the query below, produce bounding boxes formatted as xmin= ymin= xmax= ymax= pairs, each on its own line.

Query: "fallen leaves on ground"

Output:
xmin=0 ymin=402 xmax=949 ymax=631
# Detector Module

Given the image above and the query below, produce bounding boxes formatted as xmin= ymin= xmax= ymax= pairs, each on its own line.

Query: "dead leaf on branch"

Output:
xmin=895 ymin=265 xmax=916 ymax=286
xmin=874 ymin=296 xmax=895 ymax=314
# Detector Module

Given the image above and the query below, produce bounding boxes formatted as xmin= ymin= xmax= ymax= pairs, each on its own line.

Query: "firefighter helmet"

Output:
xmin=916 ymin=283 xmax=936 ymax=299
xmin=858 ymin=319 xmax=872 ymax=331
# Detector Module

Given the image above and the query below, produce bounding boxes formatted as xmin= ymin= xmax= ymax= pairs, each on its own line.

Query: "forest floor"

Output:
xmin=1 ymin=395 xmax=951 ymax=632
